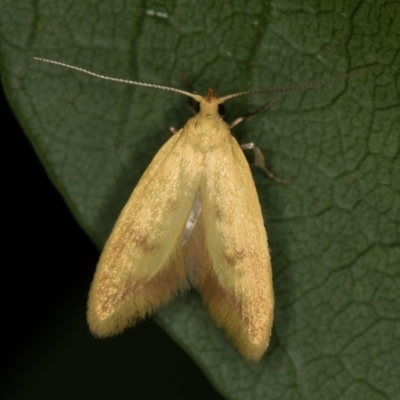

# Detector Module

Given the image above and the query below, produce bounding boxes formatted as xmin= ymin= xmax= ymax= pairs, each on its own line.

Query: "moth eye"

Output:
xmin=195 ymin=102 xmax=200 ymax=113
xmin=218 ymin=104 xmax=226 ymax=116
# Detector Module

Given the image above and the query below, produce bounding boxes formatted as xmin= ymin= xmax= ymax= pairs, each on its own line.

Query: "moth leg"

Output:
xmin=229 ymin=99 xmax=276 ymax=129
xmin=231 ymin=98 xmax=289 ymax=183
xmin=241 ymin=143 xmax=290 ymax=183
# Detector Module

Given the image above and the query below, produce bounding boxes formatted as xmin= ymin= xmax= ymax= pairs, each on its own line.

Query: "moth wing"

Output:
xmin=88 ymin=131 xmax=203 ymax=337
xmin=200 ymin=137 xmax=274 ymax=361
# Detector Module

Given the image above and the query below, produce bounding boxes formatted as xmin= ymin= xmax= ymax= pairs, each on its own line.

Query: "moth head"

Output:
xmin=196 ymin=88 xmax=226 ymax=117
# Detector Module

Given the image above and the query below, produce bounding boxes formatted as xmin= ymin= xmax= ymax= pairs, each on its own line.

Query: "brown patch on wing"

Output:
xmin=131 ymin=229 xmax=159 ymax=253
xmin=223 ymin=247 xmax=247 ymax=267
xmin=223 ymin=253 xmax=236 ymax=267
xmin=234 ymin=247 xmax=246 ymax=260
xmin=214 ymin=206 xmax=223 ymax=219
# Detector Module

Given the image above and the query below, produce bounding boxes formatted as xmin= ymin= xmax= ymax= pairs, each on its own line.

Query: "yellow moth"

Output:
xmin=34 ymin=58 xmax=365 ymax=361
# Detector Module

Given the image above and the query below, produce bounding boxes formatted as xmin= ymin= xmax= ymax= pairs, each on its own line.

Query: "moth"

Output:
xmin=34 ymin=58 xmax=365 ymax=361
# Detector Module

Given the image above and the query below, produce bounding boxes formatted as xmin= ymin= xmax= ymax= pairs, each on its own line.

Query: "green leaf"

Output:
xmin=1 ymin=0 xmax=399 ymax=399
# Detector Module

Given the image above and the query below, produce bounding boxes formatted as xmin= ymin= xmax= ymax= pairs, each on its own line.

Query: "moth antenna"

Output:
xmin=217 ymin=68 xmax=374 ymax=104
xmin=33 ymin=57 xmax=203 ymax=102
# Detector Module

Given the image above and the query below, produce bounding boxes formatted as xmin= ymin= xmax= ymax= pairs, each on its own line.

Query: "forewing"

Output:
xmin=88 ymin=131 xmax=203 ymax=337
xmin=200 ymin=137 xmax=274 ymax=361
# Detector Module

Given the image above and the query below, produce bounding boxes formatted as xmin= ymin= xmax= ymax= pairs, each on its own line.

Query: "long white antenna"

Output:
xmin=33 ymin=57 xmax=202 ymax=102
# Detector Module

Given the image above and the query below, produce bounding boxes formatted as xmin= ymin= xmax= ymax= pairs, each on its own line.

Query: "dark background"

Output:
xmin=1 ymin=81 xmax=224 ymax=400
